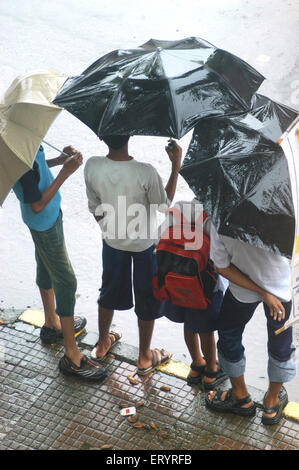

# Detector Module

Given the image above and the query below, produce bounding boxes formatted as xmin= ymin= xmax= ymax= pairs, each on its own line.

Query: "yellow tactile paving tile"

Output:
xmin=19 ymin=308 xmax=45 ymax=327
xmin=19 ymin=308 xmax=85 ymax=338
xmin=283 ymin=401 xmax=299 ymax=422
xmin=156 ymin=358 xmax=190 ymax=380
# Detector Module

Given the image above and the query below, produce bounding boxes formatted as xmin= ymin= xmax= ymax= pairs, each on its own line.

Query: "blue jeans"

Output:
xmin=217 ymin=289 xmax=296 ymax=383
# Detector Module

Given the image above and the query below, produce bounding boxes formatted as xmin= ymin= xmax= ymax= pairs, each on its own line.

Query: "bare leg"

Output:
xmin=39 ymin=287 xmax=61 ymax=330
xmin=263 ymin=382 xmax=283 ymax=419
xmin=60 ymin=316 xmax=82 ymax=366
xmin=207 ymin=376 xmax=254 ymax=409
xmin=137 ymin=318 xmax=155 ymax=370
xmin=184 ymin=328 xmax=206 ymax=378
xmin=94 ymin=306 xmax=114 ymax=359
xmin=199 ymin=332 xmax=217 ymax=369
xmin=199 ymin=332 xmax=219 ymax=385
xmin=136 ymin=318 xmax=172 ymax=370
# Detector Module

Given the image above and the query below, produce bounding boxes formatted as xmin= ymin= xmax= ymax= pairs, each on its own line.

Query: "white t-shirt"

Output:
xmin=84 ymin=156 xmax=170 ymax=252
xmin=209 ymin=222 xmax=292 ymax=303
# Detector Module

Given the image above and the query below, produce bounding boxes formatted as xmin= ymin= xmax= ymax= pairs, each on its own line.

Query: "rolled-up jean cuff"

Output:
xmin=218 ymin=350 xmax=246 ymax=378
xmin=268 ymin=351 xmax=296 ymax=383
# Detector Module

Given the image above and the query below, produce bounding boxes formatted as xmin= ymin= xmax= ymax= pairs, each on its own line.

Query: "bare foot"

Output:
xmin=137 ymin=349 xmax=172 ymax=371
xmin=44 ymin=313 xmax=61 ymax=331
xmin=94 ymin=332 xmax=121 ymax=359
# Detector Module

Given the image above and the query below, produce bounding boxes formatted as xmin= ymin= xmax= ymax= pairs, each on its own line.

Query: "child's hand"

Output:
xmin=165 ymin=139 xmax=182 ymax=170
xmin=62 ymin=152 xmax=83 ymax=177
xmin=261 ymin=292 xmax=285 ymax=321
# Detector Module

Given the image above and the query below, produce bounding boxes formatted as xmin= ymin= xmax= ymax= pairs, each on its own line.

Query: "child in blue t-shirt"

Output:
xmin=13 ymin=145 xmax=105 ymax=381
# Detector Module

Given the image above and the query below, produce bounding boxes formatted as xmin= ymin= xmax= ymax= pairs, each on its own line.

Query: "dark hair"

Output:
xmin=101 ymin=135 xmax=130 ymax=150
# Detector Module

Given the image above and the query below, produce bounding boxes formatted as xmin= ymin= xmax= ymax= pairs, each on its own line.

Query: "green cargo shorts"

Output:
xmin=29 ymin=211 xmax=77 ymax=317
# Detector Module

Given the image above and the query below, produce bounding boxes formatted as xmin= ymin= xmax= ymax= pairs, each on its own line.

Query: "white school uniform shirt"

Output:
xmin=84 ymin=156 xmax=170 ymax=252
xmin=209 ymin=222 xmax=292 ymax=303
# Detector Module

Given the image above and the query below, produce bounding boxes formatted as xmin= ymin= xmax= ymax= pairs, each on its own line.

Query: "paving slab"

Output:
xmin=1 ymin=322 xmax=299 ymax=452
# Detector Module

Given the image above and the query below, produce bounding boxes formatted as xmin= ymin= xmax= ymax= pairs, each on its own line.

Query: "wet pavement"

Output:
xmin=0 ymin=316 xmax=299 ymax=452
xmin=1 ymin=0 xmax=299 ymax=402
xmin=1 ymin=1 xmax=299 ymax=448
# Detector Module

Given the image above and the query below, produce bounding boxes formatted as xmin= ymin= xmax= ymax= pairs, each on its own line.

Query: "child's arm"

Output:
xmin=216 ymin=263 xmax=285 ymax=321
xmin=31 ymin=153 xmax=82 ymax=213
xmin=46 ymin=145 xmax=76 ymax=167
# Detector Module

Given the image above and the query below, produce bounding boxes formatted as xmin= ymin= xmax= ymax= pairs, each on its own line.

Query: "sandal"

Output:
xmin=90 ymin=331 xmax=122 ymax=361
xmin=205 ymin=388 xmax=256 ymax=417
xmin=187 ymin=362 xmax=206 ymax=385
xmin=262 ymin=386 xmax=288 ymax=425
xmin=137 ymin=348 xmax=172 ymax=376
xmin=202 ymin=364 xmax=227 ymax=391
xmin=59 ymin=354 xmax=107 ymax=382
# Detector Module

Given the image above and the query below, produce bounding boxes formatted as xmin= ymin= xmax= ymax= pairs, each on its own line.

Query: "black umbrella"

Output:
xmin=180 ymin=94 xmax=298 ymax=258
xmin=53 ymin=37 xmax=264 ymax=139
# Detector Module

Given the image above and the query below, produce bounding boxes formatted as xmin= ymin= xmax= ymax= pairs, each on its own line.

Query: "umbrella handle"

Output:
xmin=42 ymin=140 xmax=69 ymax=157
xmin=275 ymin=316 xmax=299 ymax=335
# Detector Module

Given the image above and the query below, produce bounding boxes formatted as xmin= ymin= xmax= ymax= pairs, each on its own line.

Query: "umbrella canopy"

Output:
xmin=53 ymin=37 xmax=264 ymax=139
xmin=180 ymin=94 xmax=299 ymax=258
xmin=0 ymin=70 xmax=66 ymax=205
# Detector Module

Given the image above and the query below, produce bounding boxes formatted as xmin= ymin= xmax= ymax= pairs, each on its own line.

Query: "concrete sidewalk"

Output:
xmin=0 ymin=313 xmax=299 ymax=451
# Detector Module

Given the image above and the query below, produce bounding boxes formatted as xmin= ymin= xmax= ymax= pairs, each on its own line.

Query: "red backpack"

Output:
xmin=152 ymin=207 xmax=218 ymax=310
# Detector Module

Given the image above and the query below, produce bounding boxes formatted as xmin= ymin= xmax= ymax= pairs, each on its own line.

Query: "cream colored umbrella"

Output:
xmin=0 ymin=70 xmax=66 ymax=205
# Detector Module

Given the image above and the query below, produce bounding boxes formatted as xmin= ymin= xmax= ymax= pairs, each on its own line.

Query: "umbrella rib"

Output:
xmin=241 ymin=155 xmax=293 ymax=213
xmin=158 ymin=51 xmax=180 ymax=138
xmin=204 ymin=63 xmax=249 ymax=110
xmin=96 ymin=53 xmax=151 ymax=135
xmin=97 ymin=50 xmax=181 ymax=137
xmin=218 ymin=152 xmax=291 ymax=218
xmin=96 ymin=76 xmax=130 ymax=136
xmin=1 ymin=116 xmax=59 ymax=165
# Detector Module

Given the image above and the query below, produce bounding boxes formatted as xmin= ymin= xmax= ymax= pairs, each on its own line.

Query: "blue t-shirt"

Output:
xmin=13 ymin=146 xmax=61 ymax=231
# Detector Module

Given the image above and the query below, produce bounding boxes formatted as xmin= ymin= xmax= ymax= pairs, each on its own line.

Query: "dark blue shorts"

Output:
xmin=98 ymin=241 xmax=163 ymax=321
xmin=159 ymin=289 xmax=224 ymax=333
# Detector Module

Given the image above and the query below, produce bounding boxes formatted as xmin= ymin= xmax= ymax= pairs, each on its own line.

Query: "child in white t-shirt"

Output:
xmin=205 ymin=222 xmax=295 ymax=425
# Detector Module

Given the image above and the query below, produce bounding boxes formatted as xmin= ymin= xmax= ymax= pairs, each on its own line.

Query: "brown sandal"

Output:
xmin=136 ymin=348 xmax=172 ymax=376
xmin=90 ymin=331 xmax=122 ymax=361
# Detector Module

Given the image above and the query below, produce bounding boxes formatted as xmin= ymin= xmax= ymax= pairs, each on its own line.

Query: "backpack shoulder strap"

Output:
xmin=167 ymin=207 xmax=189 ymax=224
